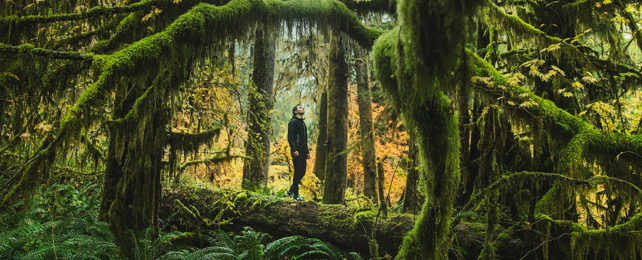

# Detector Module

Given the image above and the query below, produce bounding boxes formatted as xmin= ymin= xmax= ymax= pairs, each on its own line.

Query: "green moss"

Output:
xmin=467 ymin=51 xmax=642 ymax=179
xmin=353 ymin=210 xmax=376 ymax=227
xmin=373 ymin=0 xmax=475 ymax=258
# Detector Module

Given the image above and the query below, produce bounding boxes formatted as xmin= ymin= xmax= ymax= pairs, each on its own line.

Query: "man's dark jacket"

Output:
xmin=287 ymin=117 xmax=309 ymax=157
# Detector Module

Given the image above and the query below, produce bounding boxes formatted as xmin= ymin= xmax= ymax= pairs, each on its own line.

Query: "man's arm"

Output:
xmin=287 ymin=120 xmax=298 ymax=156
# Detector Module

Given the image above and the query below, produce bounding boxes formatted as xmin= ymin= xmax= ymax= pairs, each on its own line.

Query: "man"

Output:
xmin=286 ymin=104 xmax=310 ymax=201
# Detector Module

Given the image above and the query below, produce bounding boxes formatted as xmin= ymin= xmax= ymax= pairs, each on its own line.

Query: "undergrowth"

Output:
xmin=0 ymin=177 xmax=361 ymax=259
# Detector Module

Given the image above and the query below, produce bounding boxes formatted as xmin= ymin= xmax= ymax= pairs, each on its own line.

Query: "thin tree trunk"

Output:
xmin=323 ymin=31 xmax=349 ymax=204
xmin=401 ymin=139 xmax=420 ymax=213
xmin=355 ymin=46 xmax=377 ymax=200
xmin=242 ymin=26 xmax=276 ymax=190
xmin=313 ymin=90 xmax=328 ymax=181
xmin=377 ymin=160 xmax=388 ymax=218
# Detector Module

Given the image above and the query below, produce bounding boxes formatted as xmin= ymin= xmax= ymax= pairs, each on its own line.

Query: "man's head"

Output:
xmin=292 ymin=104 xmax=305 ymax=118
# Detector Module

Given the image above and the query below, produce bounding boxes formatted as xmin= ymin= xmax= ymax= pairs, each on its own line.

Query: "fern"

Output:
xmin=263 ymin=235 xmax=305 ymax=258
xmin=347 ymin=251 xmax=364 ymax=260
xmin=161 ymin=227 xmax=361 ymax=260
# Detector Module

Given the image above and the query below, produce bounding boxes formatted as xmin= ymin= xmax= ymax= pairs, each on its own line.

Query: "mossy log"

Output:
xmin=160 ymin=187 xmax=417 ymax=258
xmin=163 ymin=186 xmax=641 ymax=259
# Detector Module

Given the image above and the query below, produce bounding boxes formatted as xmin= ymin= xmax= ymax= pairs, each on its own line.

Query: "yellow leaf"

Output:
xmin=572 ymin=81 xmax=584 ymax=91
xmin=141 ymin=12 xmax=153 ymax=22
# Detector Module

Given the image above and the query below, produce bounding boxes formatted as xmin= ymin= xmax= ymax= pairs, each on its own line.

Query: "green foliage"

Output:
xmin=177 ymin=227 xmax=360 ymax=260
xmin=129 ymin=228 xmax=186 ymax=260
xmin=0 ymin=218 xmax=119 ymax=259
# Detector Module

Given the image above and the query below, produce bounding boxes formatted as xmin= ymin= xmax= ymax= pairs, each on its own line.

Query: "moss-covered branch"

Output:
xmin=167 ymin=127 xmax=223 ymax=152
xmin=179 ymin=154 xmax=249 ymax=172
xmin=0 ymin=43 xmax=95 ymax=61
xmin=467 ymin=50 xmax=642 ymax=176
xmin=537 ymin=211 xmax=642 ymax=259
xmin=338 ymin=0 xmax=396 ymax=14
xmin=485 ymin=1 xmax=590 ymax=65
xmin=0 ymin=0 xmax=161 ymax=28
xmin=452 ymin=171 xmax=642 ymax=226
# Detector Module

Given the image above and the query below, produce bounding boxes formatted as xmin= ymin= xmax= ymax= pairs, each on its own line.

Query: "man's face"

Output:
xmin=295 ymin=106 xmax=305 ymax=117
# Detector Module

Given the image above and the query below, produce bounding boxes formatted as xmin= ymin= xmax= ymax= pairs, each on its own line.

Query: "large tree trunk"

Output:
xmin=312 ymin=90 xmax=328 ymax=181
xmin=323 ymin=31 xmax=349 ymax=204
xmin=355 ymin=46 xmax=378 ymax=200
xmin=100 ymin=84 xmax=168 ymax=256
xmin=242 ymin=27 xmax=276 ymax=190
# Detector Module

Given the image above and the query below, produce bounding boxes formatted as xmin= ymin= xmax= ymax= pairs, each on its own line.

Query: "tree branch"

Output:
xmin=0 ymin=43 xmax=94 ymax=61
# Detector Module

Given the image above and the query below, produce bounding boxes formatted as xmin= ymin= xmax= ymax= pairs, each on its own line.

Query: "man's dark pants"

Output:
xmin=289 ymin=155 xmax=306 ymax=196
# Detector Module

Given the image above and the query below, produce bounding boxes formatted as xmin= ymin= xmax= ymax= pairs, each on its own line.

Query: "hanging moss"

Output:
xmin=483 ymin=1 xmax=590 ymax=66
xmin=0 ymin=0 xmax=160 ymax=29
xmin=534 ymin=211 xmax=642 ymax=260
xmin=467 ymin=50 xmax=642 ymax=177
xmin=167 ymin=126 xmax=222 ymax=153
xmin=338 ymin=0 xmax=396 ymax=14
xmin=453 ymin=171 xmax=642 ymax=225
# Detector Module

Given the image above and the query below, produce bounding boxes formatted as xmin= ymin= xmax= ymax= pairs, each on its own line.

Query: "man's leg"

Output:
xmin=289 ymin=156 xmax=306 ymax=196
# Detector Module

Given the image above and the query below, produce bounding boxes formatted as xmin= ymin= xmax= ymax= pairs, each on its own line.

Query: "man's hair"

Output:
xmin=292 ymin=104 xmax=302 ymax=116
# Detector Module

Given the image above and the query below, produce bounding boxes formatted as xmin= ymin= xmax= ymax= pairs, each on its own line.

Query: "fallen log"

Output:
xmin=160 ymin=186 xmax=416 ymax=258
xmin=160 ymin=187 xmax=641 ymax=259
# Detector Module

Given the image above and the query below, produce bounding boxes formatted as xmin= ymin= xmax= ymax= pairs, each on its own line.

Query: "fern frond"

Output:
xmin=263 ymin=235 xmax=304 ymax=258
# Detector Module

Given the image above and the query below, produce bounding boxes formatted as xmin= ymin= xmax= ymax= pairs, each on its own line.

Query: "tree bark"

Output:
xmin=100 ymin=84 xmax=168 ymax=256
xmin=400 ymin=139 xmax=421 ymax=213
xmin=355 ymin=46 xmax=378 ymax=200
xmin=323 ymin=31 xmax=349 ymax=204
xmin=242 ymin=26 xmax=276 ymax=190
xmin=376 ymin=160 xmax=388 ymax=218
xmin=312 ymin=90 xmax=328 ymax=181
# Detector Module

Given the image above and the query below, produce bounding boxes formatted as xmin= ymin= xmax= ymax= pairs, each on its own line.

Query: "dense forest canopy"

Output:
xmin=1 ymin=0 xmax=641 ymax=259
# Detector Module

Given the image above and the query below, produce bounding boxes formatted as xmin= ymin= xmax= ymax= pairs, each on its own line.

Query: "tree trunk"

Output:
xmin=100 ymin=84 xmax=168 ymax=256
xmin=242 ymin=27 xmax=276 ymax=190
xmin=376 ymin=160 xmax=388 ymax=218
xmin=323 ymin=31 xmax=349 ymax=204
xmin=401 ymin=139 xmax=421 ymax=213
xmin=355 ymin=46 xmax=378 ymax=200
xmin=312 ymin=90 xmax=328 ymax=181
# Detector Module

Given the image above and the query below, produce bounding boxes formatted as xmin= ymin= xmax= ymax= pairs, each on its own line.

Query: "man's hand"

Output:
xmin=307 ymin=153 xmax=310 ymax=159
xmin=293 ymin=151 xmax=299 ymax=157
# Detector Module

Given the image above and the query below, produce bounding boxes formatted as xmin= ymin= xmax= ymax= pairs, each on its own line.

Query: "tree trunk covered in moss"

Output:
xmin=242 ymin=27 xmax=276 ymax=190
xmin=100 ymin=85 xmax=168 ymax=256
xmin=373 ymin=0 xmax=476 ymax=258
xmin=400 ymin=139 xmax=420 ymax=213
xmin=313 ymin=90 xmax=328 ymax=181
xmin=323 ymin=31 xmax=349 ymax=204
xmin=355 ymin=46 xmax=377 ymax=200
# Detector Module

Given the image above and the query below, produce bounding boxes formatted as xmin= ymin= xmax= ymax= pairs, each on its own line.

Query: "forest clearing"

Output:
xmin=1 ymin=0 xmax=642 ymax=259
